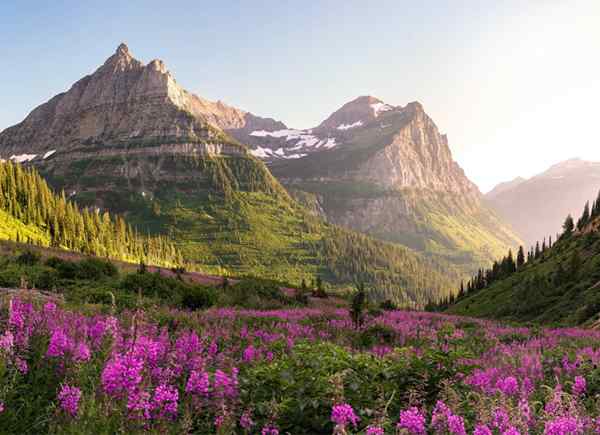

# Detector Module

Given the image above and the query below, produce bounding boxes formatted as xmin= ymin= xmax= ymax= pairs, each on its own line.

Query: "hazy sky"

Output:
xmin=1 ymin=1 xmax=598 ymax=191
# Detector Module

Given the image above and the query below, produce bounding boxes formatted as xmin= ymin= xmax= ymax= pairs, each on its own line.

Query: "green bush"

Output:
xmin=180 ymin=285 xmax=216 ymax=310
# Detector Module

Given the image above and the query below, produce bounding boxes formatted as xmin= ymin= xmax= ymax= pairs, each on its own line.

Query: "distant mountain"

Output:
xmin=235 ymin=96 xmax=521 ymax=274
xmin=485 ymin=177 xmax=526 ymax=200
xmin=447 ymin=196 xmax=600 ymax=326
xmin=485 ymin=158 xmax=600 ymax=247
xmin=0 ymin=43 xmax=461 ymax=306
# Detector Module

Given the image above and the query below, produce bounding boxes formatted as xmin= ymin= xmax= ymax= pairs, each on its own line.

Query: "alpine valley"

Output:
xmin=0 ymin=44 xmax=521 ymax=305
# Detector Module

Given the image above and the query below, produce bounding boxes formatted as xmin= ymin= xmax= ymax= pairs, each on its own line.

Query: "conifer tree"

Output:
xmin=516 ymin=246 xmax=525 ymax=268
xmin=563 ymin=214 xmax=575 ymax=236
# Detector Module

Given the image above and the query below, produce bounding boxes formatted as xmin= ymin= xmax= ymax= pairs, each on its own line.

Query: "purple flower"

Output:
xmin=58 ymin=384 xmax=81 ymax=417
xmin=572 ymin=376 xmax=586 ymax=396
xmin=366 ymin=425 xmax=384 ymax=435
xmin=261 ymin=425 xmax=279 ymax=435
xmin=544 ymin=416 xmax=585 ymax=435
xmin=101 ymin=353 xmax=144 ymax=397
xmin=502 ymin=427 xmax=521 ymax=435
xmin=397 ymin=407 xmax=426 ymax=434
xmin=448 ymin=414 xmax=467 ymax=435
xmin=73 ymin=342 xmax=91 ymax=362
xmin=127 ymin=390 xmax=151 ymax=420
xmin=47 ymin=329 xmax=70 ymax=358
xmin=240 ymin=410 xmax=255 ymax=430
xmin=331 ymin=403 xmax=360 ymax=428
xmin=186 ymin=370 xmax=210 ymax=396
xmin=496 ymin=376 xmax=519 ymax=396
xmin=474 ymin=424 xmax=493 ymax=435
xmin=152 ymin=384 xmax=178 ymax=419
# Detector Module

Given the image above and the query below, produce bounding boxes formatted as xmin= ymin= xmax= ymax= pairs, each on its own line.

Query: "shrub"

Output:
xmin=180 ymin=286 xmax=216 ymax=310
xmin=16 ymin=250 xmax=41 ymax=266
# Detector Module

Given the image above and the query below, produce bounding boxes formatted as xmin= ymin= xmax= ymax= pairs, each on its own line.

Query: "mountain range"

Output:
xmin=0 ymin=43 xmax=522 ymax=303
xmin=486 ymin=158 xmax=600 ymax=247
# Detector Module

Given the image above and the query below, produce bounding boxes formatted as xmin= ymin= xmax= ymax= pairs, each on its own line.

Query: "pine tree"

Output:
xmin=563 ymin=214 xmax=575 ymax=236
xmin=577 ymin=201 xmax=590 ymax=231
xmin=516 ymin=246 xmax=525 ymax=268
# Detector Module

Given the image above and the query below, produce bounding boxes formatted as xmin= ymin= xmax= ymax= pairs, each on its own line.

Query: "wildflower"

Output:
xmin=544 ymin=416 xmax=584 ymax=435
xmin=397 ymin=407 xmax=426 ymax=434
xmin=261 ymin=425 xmax=279 ymax=435
xmin=366 ymin=425 xmax=384 ymax=435
xmin=58 ymin=384 xmax=82 ymax=417
xmin=496 ymin=376 xmax=519 ymax=396
xmin=73 ymin=342 xmax=91 ymax=362
xmin=240 ymin=410 xmax=255 ymax=430
xmin=127 ymin=390 xmax=152 ymax=421
xmin=214 ymin=368 xmax=238 ymax=399
xmin=101 ymin=353 xmax=144 ymax=397
xmin=186 ymin=370 xmax=210 ymax=396
xmin=0 ymin=402 xmax=4 ymax=413
xmin=572 ymin=376 xmax=586 ymax=396
xmin=0 ymin=330 xmax=14 ymax=353
xmin=474 ymin=424 xmax=493 ymax=435
xmin=243 ymin=344 xmax=257 ymax=363
xmin=152 ymin=384 xmax=179 ymax=419
xmin=502 ymin=427 xmax=521 ymax=435
xmin=47 ymin=329 xmax=70 ymax=358
xmin=331 ymin=403 xmax=360 ymax=428
xmin=448 ymin=414 xmax=467 ymax=435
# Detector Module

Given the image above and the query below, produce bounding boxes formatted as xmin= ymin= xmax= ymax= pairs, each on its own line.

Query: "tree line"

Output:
xmin=0 ymin=161 xmax=181 ymax=267
xmin=428 ymin=191 xmax=600 ymax=311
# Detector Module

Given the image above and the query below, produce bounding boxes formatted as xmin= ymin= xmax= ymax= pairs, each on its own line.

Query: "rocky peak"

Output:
xmin=315 ymin=95 xmax=396 ymax=132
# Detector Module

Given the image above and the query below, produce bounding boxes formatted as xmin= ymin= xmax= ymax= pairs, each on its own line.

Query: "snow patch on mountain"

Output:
xmin=371 ymin=102 xmax=393 ymax=116
xmin=43 ymin=150 xmax=56 ymax=159
xmin=10 ymin=154 xmax=37 ymax=163
xmin=337 ymin=121 xmax=363 ymax=130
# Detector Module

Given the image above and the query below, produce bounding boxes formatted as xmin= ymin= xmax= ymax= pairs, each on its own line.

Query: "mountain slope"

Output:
xmin=240 ymin=97 xmax=521 ymax=274
xmin=0 ymin=44 xmax=460 ymax=306
xmin=485 ymin=159 xmax=600 ymax=247
xmin=0 ymin=161 xmax=180 ymax=266
xmin=447 ymin=202 xmax=600 ymax=325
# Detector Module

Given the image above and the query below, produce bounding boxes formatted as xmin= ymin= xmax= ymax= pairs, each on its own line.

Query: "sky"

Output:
xmin=1 ymin=0 xmax=599 ymax=192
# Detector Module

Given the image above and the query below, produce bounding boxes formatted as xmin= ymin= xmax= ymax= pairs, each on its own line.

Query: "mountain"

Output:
xmin=446 ymin=197 xmax=600 ymax=326
xmin=485 ymin=158 xmax=600 ymax=247
xmin=232 ymin=96 xmax=521 ymax=274
xmin=485 ymin=177 xmax=526 ymax=200
xmin=0 ymin=43 xmax=462 ymax=306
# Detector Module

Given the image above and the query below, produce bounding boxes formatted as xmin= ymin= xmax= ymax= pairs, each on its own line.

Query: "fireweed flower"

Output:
xmin=73 ymin=342 xmax=91 ymax=362
xmin=544 ymin=416 xmax=585 ymax=435
xmin=474 ymin=424 xmax=493 ymax=435
xmin=572 ymin=376 xmax=586 ymax=396
xmin=58 ymin=384 xmax=82 ymax=417
xmin=152 ymin=384 xmax=178 ymax=419
xmin=397 ymin=407 xmax=426 ymax=434
xmin=261 ymin=425 xmax=279 ymax=435
xmin=127 ymin=390 xmax=152 ymax=421
xmin=47 ymin=329 xmax=71 ymax=358
xmin=101 ymin=353 xmax=144 ymax=397
xmin=331 ymin=403 xmax=360 ymax=428
xmin=366 ymin=425 xmax=384 ymax=435
xmin=185 ymin=370 xmax=210 ymax=396
xmin=496 ymin=376 xmax=519 ymax=396
xmin=240 ymin=410 xmax=255 ymax=430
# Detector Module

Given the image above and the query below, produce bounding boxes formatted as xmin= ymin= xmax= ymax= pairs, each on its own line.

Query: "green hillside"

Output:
xmin=0 ymin=161 xmax=180 ymax=267
xmin=36 ymin=149 xmax=461 ymax=307
xmin=447 ymin=199 xmax=600 ymax=325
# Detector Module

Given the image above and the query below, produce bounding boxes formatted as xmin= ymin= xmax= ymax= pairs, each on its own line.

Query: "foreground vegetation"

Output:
xmin=2 ymin=292 xmax=600 ymax=434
